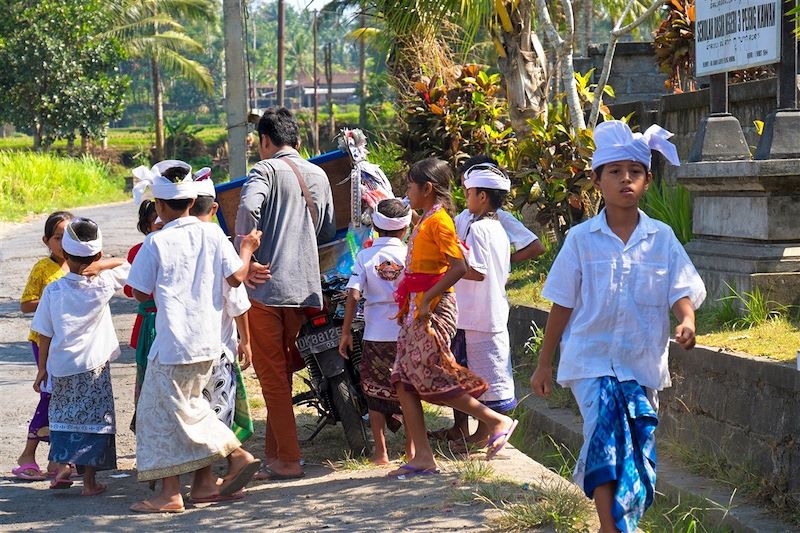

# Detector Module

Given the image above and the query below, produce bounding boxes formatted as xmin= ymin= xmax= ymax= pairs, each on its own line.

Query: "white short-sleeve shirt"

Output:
xmin=31 ymin=264 xmax=130 ymax=377
xmin=454 ymin=218 xmax=511 ymax=333
xmin=455 ymin=208 xmax=539 ymax=251
xmin=222 ymin=283 xmax=251 ymax=357
xmin=126 ymin=216 xmax=243 ymax=365
xmin=542 ymin=209 xmax=706 ymax=390
xmin=345 ymin=237 xmax=406 ymax=342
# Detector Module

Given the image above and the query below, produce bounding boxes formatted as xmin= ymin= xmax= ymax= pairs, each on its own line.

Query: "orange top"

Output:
xmin=408 ymin=208 xmax=464 ymax=277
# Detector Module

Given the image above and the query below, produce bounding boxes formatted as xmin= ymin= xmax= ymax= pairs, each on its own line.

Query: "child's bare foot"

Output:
xmin=81 ymin=482 xmax=107 ymax=496
xmin=369 ymin=452 xmax=390 ymax=465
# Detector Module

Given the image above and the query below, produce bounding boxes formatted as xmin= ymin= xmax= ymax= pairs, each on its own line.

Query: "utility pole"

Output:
xmin=277 ymin=0 xmax=285 ymax=107
xmin=325 ymin=43 xmax=334 ymax=139
xmin=312 ymin=10 xmax=319 ymax=154
xmin=358 ymin=7 xmax=367 ymax=128
xmin=223 ymin=0 xmax=248 ymax=180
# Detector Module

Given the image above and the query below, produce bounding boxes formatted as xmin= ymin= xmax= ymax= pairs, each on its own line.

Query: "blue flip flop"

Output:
xmin=485 ymin=419 xmax=519 ymax=461
xmin=387 ymin=464 xmax=440 ymax=479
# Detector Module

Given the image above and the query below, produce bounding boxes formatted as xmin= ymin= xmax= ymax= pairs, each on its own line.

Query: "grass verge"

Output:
xmin=0 ymin=151 xmax=127 ymax=221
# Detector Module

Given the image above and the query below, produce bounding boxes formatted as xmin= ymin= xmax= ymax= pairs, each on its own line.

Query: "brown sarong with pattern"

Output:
xmin=391 ymin=292 xmax=488 ymax=403
xmin=360 ymin=340 xmax=402 ymax=415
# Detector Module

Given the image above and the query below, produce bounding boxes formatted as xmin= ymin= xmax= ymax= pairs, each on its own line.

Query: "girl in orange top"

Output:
xmin=388 ymin=158 xmax=518 ymax=479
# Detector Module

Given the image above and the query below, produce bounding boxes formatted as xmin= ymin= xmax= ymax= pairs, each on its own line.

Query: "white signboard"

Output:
xmin=695 ymin=0 xmax=781 ymax=76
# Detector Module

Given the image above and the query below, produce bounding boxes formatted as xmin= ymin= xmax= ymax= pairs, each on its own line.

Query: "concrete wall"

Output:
xmin=509 ymin=304 xmax=800 ymax=495
xmin=574 ymin=42 xmax=669 ymax=105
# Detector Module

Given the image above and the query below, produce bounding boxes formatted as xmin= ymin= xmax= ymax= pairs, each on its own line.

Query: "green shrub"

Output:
xmin=641 ymin=180 xmax=693 ymax=244
xmin=0 ymin=151 xmax=126 ymax=220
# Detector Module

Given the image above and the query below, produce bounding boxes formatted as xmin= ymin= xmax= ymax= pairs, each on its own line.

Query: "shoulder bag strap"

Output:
xmin=276 ymin=156 xmax=320 ymax=229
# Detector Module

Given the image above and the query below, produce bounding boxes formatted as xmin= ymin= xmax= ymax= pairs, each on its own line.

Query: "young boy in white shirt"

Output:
xmin=530 ymin=121 xmax=706 ymax=533
xmin=338 ymin=198 xmax=411 ymax=465
xmin=190 ymin=176 xmax=255 ymax=445
xmin=433 ymin=155 xmax=546 ymax=443
xmin=451 ymin=165 xmax=516 ymax=448
xmin=126 ymin=160 xmax=263 ymax=513
xmin=32 ymin=217 xmax=130 ymax=496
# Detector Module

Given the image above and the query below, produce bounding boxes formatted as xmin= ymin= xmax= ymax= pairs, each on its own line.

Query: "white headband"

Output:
xmin=193 ymin=167 xmax=215 ymax=198
xmin=372 ymin=210 xmax=411 ymax=231
xmin=131 ymin=160 xmax=196 ymax=203
xmin=62 ymin=223 xmax=102 ymax=257
xmin=591 ymin=121 xmax=680 ymax=170
xmin=463 ymin=164 xmax=511 ymax=192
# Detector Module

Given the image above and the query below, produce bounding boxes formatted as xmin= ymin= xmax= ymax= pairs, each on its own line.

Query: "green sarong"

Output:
xmin=232 ymin=359 xmax=254 ymax=443
xmin=131 ymin=300 xmax=156 ymax=433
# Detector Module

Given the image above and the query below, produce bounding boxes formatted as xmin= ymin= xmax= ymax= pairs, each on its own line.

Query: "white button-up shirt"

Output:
xmin=542 ymin=209 xmax=706 ymax=390
xmin=127 ymin=216 xmax=243 ymax=365
xmin=455 ymin=208 xmax=539 ymax=251
xmin=31 ymin=265 xmax=130 ymax=377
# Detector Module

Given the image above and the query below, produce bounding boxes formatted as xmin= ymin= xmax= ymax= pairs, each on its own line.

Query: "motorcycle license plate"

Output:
xmin=297 ymin=324 xmax=340 ymax=355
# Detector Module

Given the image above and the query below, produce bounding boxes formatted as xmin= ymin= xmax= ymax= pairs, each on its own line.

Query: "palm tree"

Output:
xmin=104 ymin=0 xmax=216 ymax=160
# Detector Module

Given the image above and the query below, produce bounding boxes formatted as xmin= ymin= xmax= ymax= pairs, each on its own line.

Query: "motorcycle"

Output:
xmin=292 ymin=275 xmax=373 ymax=457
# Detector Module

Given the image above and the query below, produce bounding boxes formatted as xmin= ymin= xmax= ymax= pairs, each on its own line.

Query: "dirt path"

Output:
xmin=0 ymin=202 xmax=575 ymax=532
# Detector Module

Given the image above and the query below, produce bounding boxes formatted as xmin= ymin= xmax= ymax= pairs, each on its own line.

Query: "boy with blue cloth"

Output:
xmin=530 ymin=121 xmax=706 ymax=532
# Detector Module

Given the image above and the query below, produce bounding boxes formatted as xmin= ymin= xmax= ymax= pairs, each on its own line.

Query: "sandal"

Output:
xmin=485 ymin=419 xmax=519 ymax=461
xmin=219 ymin=459 xmax=261 ymax=496
xmin=130 ymin=500 xmax=185 ymax=514
xmin=387 ymin=464 xmax=440 ymax=479
xmin=12 ymin=463 xmax=46 ymax=481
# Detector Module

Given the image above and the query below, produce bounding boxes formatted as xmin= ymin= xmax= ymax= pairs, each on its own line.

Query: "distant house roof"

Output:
xmin=255 ymin=71 xmax=359 ymax=91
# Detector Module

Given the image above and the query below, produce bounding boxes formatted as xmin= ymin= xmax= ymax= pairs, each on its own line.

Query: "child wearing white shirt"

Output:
xmin=530 ymin=121 xmax=706 ymax=533
xmin=126 ymin=160 xmax=263 ymax=513
xmin=32 ymin=217 xmax=130 ymax=496
xmin=451 ymin=165 xmax=516 ymax=449
xmin=190 ymin=177 xmax=254 ymax=444
xmin=339 ymin=198 xmax=411 ymax=465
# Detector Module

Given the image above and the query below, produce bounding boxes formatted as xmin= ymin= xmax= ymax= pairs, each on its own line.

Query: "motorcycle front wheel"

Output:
xmin=328 ymin=372 xmax=373 ymax=457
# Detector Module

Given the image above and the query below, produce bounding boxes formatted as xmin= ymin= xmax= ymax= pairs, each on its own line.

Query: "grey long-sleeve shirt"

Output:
xmin=235 ymin=148 xmax=336 ymax=308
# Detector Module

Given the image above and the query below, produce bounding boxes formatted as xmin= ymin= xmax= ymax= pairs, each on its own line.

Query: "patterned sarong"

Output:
xmin=135 ymin=356 xmax=241 ymax=482
xmin=48 ymin=363 xmax=117 ymax=470
xmin=391 ymin=293 xmax=488 ymax=403
xmin=583 ymin=376 xmax=658 ymax=533
xmin=360 ymin=340 xmax=401 ymax=415
xmin=204 ymin=351 xmax=254 ymax=443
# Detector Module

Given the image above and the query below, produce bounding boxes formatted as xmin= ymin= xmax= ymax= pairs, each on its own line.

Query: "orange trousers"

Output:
xmin=248 ymin=301 xmax=305 ymax=463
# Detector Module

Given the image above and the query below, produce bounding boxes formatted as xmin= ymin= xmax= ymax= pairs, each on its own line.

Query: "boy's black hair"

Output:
xmin=159 ymin=165 xmax=195 ymax=211
xmin=189 ymin=196 xmax=215 ymax=217
xmin=257 ymin=107 xmax=299 ymax=148
xmin=475 ymin=187 xmax=507 ymax=210
xmin=64 ymin=218 xmax=101 ymax=265
xmin=44 ymin=211 xmax=73 ymax=239
xmin=374 ymin=198 xmax=410 ymax=237
xmin=137 ymin=200 xmax=157 ymax=236
xmin=457 ymin=155 xmax=498 ymax=176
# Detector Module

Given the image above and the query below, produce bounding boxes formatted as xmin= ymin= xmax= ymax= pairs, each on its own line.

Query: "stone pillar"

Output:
xmin=673 ymin=159 xmax=800 ymax=306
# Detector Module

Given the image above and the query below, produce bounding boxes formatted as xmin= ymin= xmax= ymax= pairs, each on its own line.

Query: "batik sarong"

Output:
xmin=391 ymin=293 xmax=488 ymax=403
xmin=360 ymin=340 xmax=401 ymax=415
xmin=572 ymin=376 xmax=658 ymax=533
xmin=135 ymin=355 xmax=241 ymax=482
xmin=48 ymin=362 xmax=117 ymax=470
xmin=203 ymin=351 xmax=254 ymax=443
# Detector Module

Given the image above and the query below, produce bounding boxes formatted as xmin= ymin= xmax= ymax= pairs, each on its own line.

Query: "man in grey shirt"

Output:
xmin=236 ymin=108 xmax=335 ymax=480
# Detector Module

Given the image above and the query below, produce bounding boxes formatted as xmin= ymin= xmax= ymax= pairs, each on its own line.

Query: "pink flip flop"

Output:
xmin=485 ymin=419 xmax=519 ymax=461
xmin=12 ymin=463 xmax=46 ymax=481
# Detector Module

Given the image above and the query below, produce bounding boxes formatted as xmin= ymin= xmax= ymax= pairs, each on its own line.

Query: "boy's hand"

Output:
xmin=530 ymin=363 xmax=553 ymax=398
xmin=245 ymin=262 xmax=271 ymax=289
xmin=338 ymin=331 xmax=353 ymax=359
xmin=81 ymin=261 xmax=102 ymax=277
xmin=240 ymin=229 xmax=262 ymax=252
xmin=33 ymin=369 xmax=48 ymax=393
xmin=674 ymin=321 xmax=696 ymax=350
xmin=237 ymin=340 xmax=252 ymax=370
